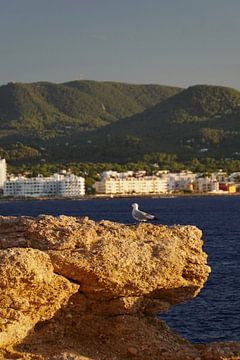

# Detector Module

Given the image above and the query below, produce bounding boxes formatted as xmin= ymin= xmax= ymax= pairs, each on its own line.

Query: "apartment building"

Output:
xmin=58 ymin=173 xmax=85 ymax=197
xmin=168 ymin=171 xmax=197 ymax=191
xmin=94 ymin=173 xmax=169 ymax=194
xmin=3 ymin=173 xmax=85 ymax=197
xmin=0 ymin=159 xmax=7 ymax=189
xmin=196 ymin=177 xmax=219 ymax=193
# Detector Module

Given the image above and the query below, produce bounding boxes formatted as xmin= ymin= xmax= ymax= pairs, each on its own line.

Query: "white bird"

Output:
xmin=131 ymin=203 xmax=158 ymax=222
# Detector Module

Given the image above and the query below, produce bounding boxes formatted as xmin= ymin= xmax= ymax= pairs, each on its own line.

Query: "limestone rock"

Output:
xmin=0 ymin=215 xmax=211 ymax=315
xmin=0 ymin=247 xmax=79 ymax=348
xmin=47 ymin=220 xmax=210 ymax=315
xmin=0 ymin=215 xmax=238 ymax=360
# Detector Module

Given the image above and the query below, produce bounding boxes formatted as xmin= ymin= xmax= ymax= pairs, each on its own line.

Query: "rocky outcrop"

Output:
xmin=0 ymin=215 xmax=238 ymax=360
xmin=0 ymin=247 xmax=79 ymax=348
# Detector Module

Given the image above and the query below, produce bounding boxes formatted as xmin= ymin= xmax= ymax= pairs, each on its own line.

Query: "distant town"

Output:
xmin=1 ymin=158 xmax=240 ymax=198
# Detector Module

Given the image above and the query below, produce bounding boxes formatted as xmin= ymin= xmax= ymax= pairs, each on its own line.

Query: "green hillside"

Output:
xmin=76 ymin=85 xmax=240 ymax=162
xmin=1 ymin=82 xmax=240 ymax=167
xmin=0 ymin=80 xmax=181 ymax=130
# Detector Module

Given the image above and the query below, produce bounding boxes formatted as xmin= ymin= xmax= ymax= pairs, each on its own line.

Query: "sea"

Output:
xmin=0 ymin=195 xmax=239 ymax=344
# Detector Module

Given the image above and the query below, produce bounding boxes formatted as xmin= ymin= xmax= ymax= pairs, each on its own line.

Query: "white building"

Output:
xmin=3 ymin=173 xmax=85 ymax=197
xmin=0 ymin=159 xmax=7 ymax=189
xmin=168 ymin=171 xmax=197 ymax=192
xmin=211 ymin=171 xmax=228 ymax=183
xmin=101 ymin=170 xmax=134 ymax=179
xmin=58 ymin=174 xmax=85 ymax=197
xmin=196 ymin=177 xmax=219 ymax=193
xmin=228 ymin=172 xmax=240 ymax=183
xmin=94 ymin=173 xmax=169 ymax=195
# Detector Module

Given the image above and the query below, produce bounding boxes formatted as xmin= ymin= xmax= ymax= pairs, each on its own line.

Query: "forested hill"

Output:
xmin=1 ymin=82 xmax=240 ymax=168
xmin=0 ymin=80 xmax=181 ymax=130
xmin=82 ymin=85 xmax=240 ymax=161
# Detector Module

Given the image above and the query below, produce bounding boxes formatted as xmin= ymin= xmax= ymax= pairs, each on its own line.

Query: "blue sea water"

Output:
xmin=0 ymin=196 xmax=239 ymax=344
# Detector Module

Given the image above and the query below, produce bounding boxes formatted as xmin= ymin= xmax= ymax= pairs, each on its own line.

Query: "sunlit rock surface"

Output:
xmin=0 ymin=215 xmax=238 ymax=359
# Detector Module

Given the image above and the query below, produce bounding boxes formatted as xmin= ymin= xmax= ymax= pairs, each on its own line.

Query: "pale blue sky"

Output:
xmin=1 ymin=0 xmax=240 ymax=89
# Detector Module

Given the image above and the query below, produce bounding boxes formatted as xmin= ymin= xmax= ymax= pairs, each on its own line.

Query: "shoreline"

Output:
xmin=1 ymin=191 xmax=240 ymax=202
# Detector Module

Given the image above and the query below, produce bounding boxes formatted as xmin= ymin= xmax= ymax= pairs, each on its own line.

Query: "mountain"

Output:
xmin=1 ymin=82 xmax=240 ymax=165
xmin=0 ymin=80 xmax=181 ymax=130
xmin=81 ymin=85 xmax=240 ymax=162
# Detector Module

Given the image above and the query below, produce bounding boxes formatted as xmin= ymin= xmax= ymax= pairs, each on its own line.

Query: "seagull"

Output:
xmin=131 ymin=203 xmax=158 ymax=222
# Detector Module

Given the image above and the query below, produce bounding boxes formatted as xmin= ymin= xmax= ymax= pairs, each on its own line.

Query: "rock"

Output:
xmin=47 ymin=220 xmax=210 ymax=316
xmin=0 ymin=215 xmax=238 ymax=359
xmin=0 ymin=247 xmax=79 ymax=348
xmin=0 ymin=216 xmax=211 ymax=316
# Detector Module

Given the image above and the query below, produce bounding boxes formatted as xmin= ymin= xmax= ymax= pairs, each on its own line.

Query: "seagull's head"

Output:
xmin=131 ymin=203 xmax=139 ymax=210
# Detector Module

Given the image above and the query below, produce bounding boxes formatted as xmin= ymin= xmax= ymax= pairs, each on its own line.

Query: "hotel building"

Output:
xmin=3 ymin=173 xmax=85 ymax=197
xmin=94 ymin=172 xmax=169 ymax=194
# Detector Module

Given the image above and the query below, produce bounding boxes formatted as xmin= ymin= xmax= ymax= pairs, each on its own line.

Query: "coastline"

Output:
xmin=1 ymin=191 xmax=240 ymax=202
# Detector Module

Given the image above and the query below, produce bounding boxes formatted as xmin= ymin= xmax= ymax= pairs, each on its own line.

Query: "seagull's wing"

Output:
xmin=132 ymin=209 xmax=147 ymax=221
xmin=132 ymin=209 xmax=156 ymax=221
xmin=140 ymin=210 xmax=155 ymax=220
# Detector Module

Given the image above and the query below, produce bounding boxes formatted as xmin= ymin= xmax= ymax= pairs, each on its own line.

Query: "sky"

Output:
xmin=1 ymin=0 xmax=240 ymax=89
